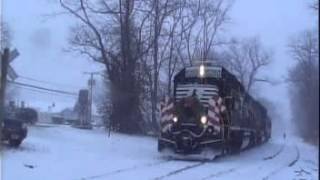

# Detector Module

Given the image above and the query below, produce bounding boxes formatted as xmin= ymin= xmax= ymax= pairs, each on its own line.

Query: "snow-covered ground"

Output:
xmin=1 ymin=123 xmax=318 ymax=180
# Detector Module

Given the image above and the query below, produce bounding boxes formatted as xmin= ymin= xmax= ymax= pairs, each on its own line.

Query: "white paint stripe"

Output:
xmin=220 ymin=105 xmax=226 ymax=112
xmin=207 ymin=111 xmax=217 ymax=119
xmin=214 ymin=107 xmax=220 ymax=114
xmin=217 ymin=97 xmax=222 ymax=105
xmin=213 ymin=115 xmax=220 ymax=122
xmin=162 ymin=124 xmax=172 ymax=132
xmin=162 ymin=114 xmax=173 ymax=122
xmin=208 ymin=99 xmax=215 ymax=106
xmin=208 ymin=121 xmax=220 ymax=127
xmin=208 ymin=111 xmax=220 ymax=122
xmin=161 ymin=103 xmax=174 ymax=113
xmin=209 ymin=110 xmax=221 ymax=123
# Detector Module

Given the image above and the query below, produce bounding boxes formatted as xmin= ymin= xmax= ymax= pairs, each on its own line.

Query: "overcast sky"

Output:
xmin=3 ymin=0 xmax=317 ymax=122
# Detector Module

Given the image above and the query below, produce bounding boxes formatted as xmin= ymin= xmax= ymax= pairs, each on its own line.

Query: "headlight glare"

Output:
xmin=173 ymin=116 xmax=178 ymax=123
xmin=199 ymin=64 xmax=205 ymax=77
xmin=200 ymin=116 xmax=207 ymax=124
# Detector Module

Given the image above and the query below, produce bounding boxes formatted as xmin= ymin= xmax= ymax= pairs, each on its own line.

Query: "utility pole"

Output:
xmin=1 ymin=49 xmax=10 ymax=120
xmin=83 ymin=71 xmax=100 ymax=126
xmin=1 ymin=48 xmax=19 ymax=120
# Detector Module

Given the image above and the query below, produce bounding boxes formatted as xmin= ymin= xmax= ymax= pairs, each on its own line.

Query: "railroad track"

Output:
xmin=146 ymin=142 xmax=284 ymax=180
xmin=198 ymin=144 xmax=285 ymax=180
xmin=153 ymin=118 xmax=285 ymax=179
xmin=200 ymin=167 xmax=236 ymax=180
xmin=262 ymin=142 xmax=286 ymax=160
xmin=262 ymin=145 xmax=300 ymax=180
xmin=151 ymin=142 xmax=281 ymax=180
xmin=77 ymin=140 xmax=286 ymax=180
xmin=198 ymin=143 xmax=297 ymax=180
xmin=153 ymin=161 xmax=206 ymax=180
xmin=152 ymin=152 xmax=228 ymax=180
xmin=76 ymin=160 xmax=173 ymax=180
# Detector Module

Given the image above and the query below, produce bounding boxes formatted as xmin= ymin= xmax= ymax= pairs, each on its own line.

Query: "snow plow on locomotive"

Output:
xmin=158 ymin=61 xmax=271 ymax=160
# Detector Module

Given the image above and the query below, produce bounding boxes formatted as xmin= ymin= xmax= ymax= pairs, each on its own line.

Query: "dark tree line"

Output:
xmin=287 ymin=1 xmax=319 ymax=144
xmin=288 ymin=29 xmax=319 ymax=144
xmin=217 ymin=37 xmax=272 ymax=94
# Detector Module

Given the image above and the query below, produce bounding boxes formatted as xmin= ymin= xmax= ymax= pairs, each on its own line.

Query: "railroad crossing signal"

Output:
xmin=8 ymin=66 xmax=18 ymax=80
xmin=7 ymin=48 xmax=19 ymax=81
xmin=8 ymin=49 xmax=19 ymax=63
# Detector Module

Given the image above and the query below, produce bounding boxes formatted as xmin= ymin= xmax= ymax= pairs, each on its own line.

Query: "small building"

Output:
xmin=60 ymin=108 xmax=79 ymax=124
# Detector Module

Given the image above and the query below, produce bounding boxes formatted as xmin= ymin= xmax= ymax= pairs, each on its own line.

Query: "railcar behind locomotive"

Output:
xmin=158 ymin=61 xmax=271 ymax=160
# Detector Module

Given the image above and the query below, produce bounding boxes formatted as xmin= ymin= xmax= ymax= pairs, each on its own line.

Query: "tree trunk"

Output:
xmin=151 ymin=0 xmax=160 ymax=132
xmin=108 ymin=0 xmax=142 ymax=134
xmin=109 ymin=71 xmax=143 ymax=134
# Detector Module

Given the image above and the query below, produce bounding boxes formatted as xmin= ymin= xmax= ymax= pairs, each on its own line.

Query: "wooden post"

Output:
xmin=0 ymin=48 xmax=10 ymax=121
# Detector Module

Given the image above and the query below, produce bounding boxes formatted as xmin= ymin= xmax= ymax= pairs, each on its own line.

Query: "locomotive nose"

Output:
xmin=176 ymin=132 xmax=195 ymax=153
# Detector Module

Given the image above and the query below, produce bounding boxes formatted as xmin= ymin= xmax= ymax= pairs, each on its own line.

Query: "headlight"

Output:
xmin=200 ymin=116 xmax=207 ymax=124
xmin=172 ymin=116 xmax=178 ymax=123
xmin=199 ymin=64 xmax=205 ymax=77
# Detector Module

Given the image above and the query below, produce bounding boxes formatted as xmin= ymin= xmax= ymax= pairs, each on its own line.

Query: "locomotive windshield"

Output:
xmin=174 ymin=64 xmax=223 ymax=107
xmin=185 ymin=66 xmax=222 ymax=79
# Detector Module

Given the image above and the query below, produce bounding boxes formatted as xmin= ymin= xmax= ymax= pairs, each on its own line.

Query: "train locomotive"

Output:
xmin=158 ymin=61 xmax=271 ymax=160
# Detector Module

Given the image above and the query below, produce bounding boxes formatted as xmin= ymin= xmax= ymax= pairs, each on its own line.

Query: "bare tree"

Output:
xmin=146 ymin=0 xmax=199 ymax=131
xmin=288 ymin=29 xmax=319 ymax=143
xmin=219 ymin=37 xmax=272 ymax=94
xmin=60 ymin=0 xmax=154 ymax=134
xmin=310 ymin=0 xmax=319 ymax=11
xmin=148 ymin=0 xmax=180 ymax=131
xmin=180 ymin=0 xmax=232 ymax=64
xmin=146 ymin=0 xmax=232 ymax=131
xmin=161 ymin=1 xmax=189 ymax=96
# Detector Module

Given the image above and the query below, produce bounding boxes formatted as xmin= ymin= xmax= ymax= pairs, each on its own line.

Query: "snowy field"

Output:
xmin=1 ymin=123 xmax=318 ymax=180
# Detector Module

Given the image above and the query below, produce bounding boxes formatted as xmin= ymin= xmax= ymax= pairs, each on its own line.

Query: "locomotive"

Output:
xmin=158 ymin=61 xmax=271 ymax=160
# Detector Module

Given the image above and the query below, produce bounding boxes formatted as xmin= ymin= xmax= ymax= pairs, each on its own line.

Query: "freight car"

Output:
xmin=158 ymin=61 xmax=271 ymax=160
